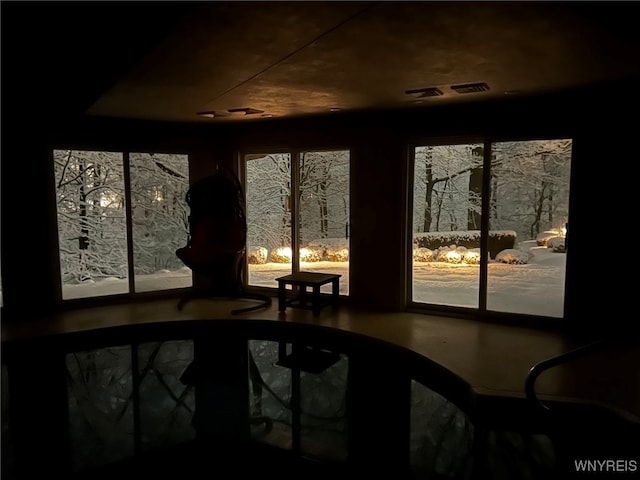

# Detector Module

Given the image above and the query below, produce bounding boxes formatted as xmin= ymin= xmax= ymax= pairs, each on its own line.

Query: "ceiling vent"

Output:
xmin=405 ymin=87 xmax=443 ymax=98
xmin=451 ymin=82 xmax=490 ymax=94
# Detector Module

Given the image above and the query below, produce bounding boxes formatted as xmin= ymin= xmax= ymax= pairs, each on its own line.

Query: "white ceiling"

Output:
xmin=5 ymin=1 xmax=640 ymax=124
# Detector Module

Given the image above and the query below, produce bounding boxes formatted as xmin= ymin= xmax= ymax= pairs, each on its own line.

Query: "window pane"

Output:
xmin=54 ymin=150 xmax=128 ymax=299
xmin=245 ymin=153 xmax=292 ymax=288
xmin=412 ymin=144 xmax=483 ymax=308
xmin=298 ymin=151 xmax=350 ymax=294
xmin=129 ymin=153 xmax=192 ymax=292
xmin=487 ymin=140 xmax=571 ymax=317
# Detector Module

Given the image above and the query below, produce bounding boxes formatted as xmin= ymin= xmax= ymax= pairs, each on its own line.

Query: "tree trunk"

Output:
xmin=530 ymin=184 xmax=548 ymax=238
xmin=318 ymin=181 xmax=328 ymax=238
xmin=467 ymin=167 xmax=482 ymax=230
xmin=468 ymin=147 xmax=483 ymax=230
xmin=422 ymin=151 xmax=433 ymax=232
xmin=78 ymin=161 xmax=89 ymax=251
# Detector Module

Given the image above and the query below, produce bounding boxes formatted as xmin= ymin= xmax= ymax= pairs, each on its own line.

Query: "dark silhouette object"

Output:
xmin=179 ymin=348 xmax=274 ymax=436
xmin=525 ymin=337 xmax=640 ymax=478
xmin=176 ymin=168 xmax=271 ymax=313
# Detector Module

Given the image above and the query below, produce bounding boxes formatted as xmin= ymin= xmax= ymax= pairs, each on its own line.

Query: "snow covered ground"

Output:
xmin=57 ymin=241 xmax=565 ymax=318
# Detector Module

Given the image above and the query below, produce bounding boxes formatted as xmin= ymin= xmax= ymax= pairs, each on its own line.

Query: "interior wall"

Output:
xmin=349 ymin=131 xmax=408 ymax=310
xmin=1 ymin=135 xmax=59 ymax=316
xmin=563 ymin=124 xmax=637 ymax=337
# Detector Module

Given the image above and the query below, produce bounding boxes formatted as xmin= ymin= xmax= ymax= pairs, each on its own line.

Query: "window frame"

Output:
xmin=406 ymin=134 xmax=573 ymax=323
xmin=50 ymin=146 xmax=192 ymax=305
xmin=239 ymin=147 xmax=351 ymax=296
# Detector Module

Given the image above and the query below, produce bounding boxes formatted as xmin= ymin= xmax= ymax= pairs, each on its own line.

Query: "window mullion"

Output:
xmin=123 ymin=151 xmax=136 ymax=294
xmin=238 ymin=153 xmax=250 ymax=288
xmin=406 ymin=145 xmax=416 ymax=306
xmin=478 ymin=140 xmax=492 ymax=312
xmin=291 ymin=151 xmax=300 ymax=273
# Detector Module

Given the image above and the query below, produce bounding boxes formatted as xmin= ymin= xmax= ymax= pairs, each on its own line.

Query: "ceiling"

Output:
xmin=4 ymin=1 xmax=640 ymax=125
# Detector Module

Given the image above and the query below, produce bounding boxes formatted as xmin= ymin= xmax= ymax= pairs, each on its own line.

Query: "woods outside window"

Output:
xmin=53 ymin=149 xmax=191 ymax=300
xmin=410 ymin=139 xmax=571 ymax=318
xmin=243 ymin=150 xmax=350 ymax=295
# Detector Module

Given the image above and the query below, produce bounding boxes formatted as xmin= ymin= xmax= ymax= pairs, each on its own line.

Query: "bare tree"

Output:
xmin=413 ymin=139 xmax=571 ymax=242
xmin=54 ymin=150 xmax=189 ymax=284
xmin=246 ymin=151 xmax=349 ymax=251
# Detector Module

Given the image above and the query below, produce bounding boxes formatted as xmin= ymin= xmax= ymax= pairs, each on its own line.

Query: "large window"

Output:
xmin=244 ymin=150 xmax=350 ymax=294
xmin=53 ymin=149 xmax=191 ymax=300
xmin=411 ymin=139 xmax=571 ymax=318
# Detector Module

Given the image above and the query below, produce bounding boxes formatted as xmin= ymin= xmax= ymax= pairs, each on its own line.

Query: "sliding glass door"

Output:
xmin=486 ymin=140 xmax=571 ymax=316
xmin=411 ymin=139 xmax=571 ymax=318
xmin=244 ymin=150 xmax=350 ymax=295
xmin=411 ymin=143 xmax=484 ymax=308
xmin=53 ymin=149 xmax=191 ymax=299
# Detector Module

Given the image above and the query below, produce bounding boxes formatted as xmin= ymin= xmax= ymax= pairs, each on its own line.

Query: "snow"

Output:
xmin=61 ymin=267 xmax=193 ymax=300
xmin=495 ymin=249 xmax=531 ymax=265
xmin=52 ymin=243 xmax=565 ymax=318
xmin=414 ymin=230 xmax=516 ymax=244
xmin=410 ymin=245 xmax=566 ymax=316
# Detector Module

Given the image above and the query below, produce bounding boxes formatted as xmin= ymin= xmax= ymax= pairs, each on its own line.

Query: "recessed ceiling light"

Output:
xmin=228 ymin=107 xmax=264 ymax=115
xmin=330 ymin=107 xmax=342 ymax=112
xmin=197 ymin=110 xmax=231 ymax=118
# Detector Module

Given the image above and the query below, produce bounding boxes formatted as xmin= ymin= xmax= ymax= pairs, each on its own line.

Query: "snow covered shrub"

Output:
xmin=414 ymin=230 xmax=516 ymax=259
xmin=270 ymin=247 xmax=292 ymax=263
xmin=495 ymin=248 xmax=531 ymax=265
xmin=307 ymin=238 xmax=349 ymax=262
xmin=436 ymin=246 xmax=464 ymax=264
xmin=435 ymin=247 xmax=449 ymax=263
xmin=327 ymin=247 xmax=349 ymax=262
xmin=300 ymin=247 xmax=322 ymax=262
xmin=445 ymin=250 xmax=463 ymax=264
xmin=462 ymin=248 xmax=481 ymax=264
xmin=247 ymin=246 xmax=268 ymax=264
xmin=413 ymin=247 xmax=434 ymax=262
xmin=536 ymin=230 xmax=561 ymax=246
xmin=547 ymin=236 xmax=566 ymax=253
